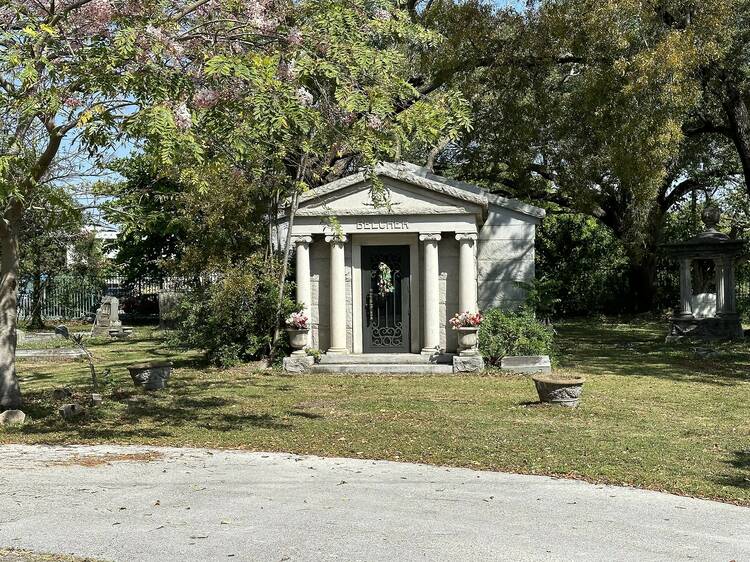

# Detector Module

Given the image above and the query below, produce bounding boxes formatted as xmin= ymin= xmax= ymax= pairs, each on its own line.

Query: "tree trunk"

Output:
xmin=621 ymin=201 xmax=668 ymax=313
xmin=625 ymin=255 xmax=658 ymax=313
xmin=723 ymin=82 xmax=750 ymax=197
xmin=29 ymin=271 xmax=45 ymax=329
xmin=0 ymin=203 xmax=23 ymax=410
xmin=271 ymin=188 xmax=300 ymax=350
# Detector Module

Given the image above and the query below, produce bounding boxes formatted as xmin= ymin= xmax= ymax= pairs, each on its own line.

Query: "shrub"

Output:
xmin=170 ymin=256 xmax=295 ymax=367
xmin=478 ymin=308 xmax=554 ymax=366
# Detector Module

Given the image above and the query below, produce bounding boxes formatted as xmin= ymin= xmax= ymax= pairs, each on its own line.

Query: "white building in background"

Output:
xmin=66 ymin=225 xmax=119 ymax=266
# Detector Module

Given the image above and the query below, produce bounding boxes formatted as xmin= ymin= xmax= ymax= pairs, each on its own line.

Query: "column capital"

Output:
xmin=419 ymin=233 xmax=442 ymax=242
xmin=455 ymin=233 xmax=478 ymax=242
xmin=292 ymin=235 xmax=313 ymax=246
xmin=324 ymin=234 xmax=348 ymax=244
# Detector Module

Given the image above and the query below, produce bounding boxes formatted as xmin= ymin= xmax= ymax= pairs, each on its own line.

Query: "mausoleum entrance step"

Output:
xmin=310 ymin=363 xmax=455 ymax=375
xmin=318 ymin=353 xmax=454 ymax=365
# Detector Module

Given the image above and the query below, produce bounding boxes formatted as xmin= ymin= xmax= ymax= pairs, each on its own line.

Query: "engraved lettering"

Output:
xmin=355 ymin=219 xmax=409 ymax=230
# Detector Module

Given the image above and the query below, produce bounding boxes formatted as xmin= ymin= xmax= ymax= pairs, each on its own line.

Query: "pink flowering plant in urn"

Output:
xmin=285 ymin=311 xmax=309 ymax=354
xmin=450 ymin=312 xmax=483 ymax=355
xmin=286 ymin=311 xmax=309 ymax=330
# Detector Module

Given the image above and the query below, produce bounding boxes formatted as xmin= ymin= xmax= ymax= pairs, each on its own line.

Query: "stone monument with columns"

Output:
xmin=663 ymin=207 xmax=745 ymax=342
xmin=278 ymin=161 xmax=545 ymax=374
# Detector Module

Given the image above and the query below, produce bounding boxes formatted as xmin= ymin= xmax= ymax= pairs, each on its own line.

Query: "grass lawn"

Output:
xmin=3 ymin=318 xmax=749 ymax=505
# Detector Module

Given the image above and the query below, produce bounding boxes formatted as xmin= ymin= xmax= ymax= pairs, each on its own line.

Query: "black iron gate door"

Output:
xmin=362 ymin=245 xmax=410 ymax=353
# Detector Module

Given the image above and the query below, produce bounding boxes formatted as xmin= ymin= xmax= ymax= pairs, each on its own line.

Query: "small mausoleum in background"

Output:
xmin=279 ymin=162 xmax=545 ymax=373
xmin=662 ymin=206 xmax=746 ymax=342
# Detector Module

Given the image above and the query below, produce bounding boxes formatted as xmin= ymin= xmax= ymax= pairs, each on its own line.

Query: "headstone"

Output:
xmin=90 ymin=393 xmax=103 ymax=407
xmin=159 ymin=291 xmax=183 ymax=330
xmin=500 ymin=355 xmax=552 ymax=374
xmin=59 ymin=403 xmax=84 ymax=420
xmin=16 ymin=329 xmax=25 ymax=344
xmin=0 ymin=410 xmax=26 ymax=426
xmin=92 ymin=296 xmax=121 ymax=336
xmin=691 ymin=293 xmax=717 ymax=319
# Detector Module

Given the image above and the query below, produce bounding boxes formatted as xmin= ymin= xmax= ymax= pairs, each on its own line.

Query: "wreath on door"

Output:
xmin=377 ymin=262 xmax=394 ymax=297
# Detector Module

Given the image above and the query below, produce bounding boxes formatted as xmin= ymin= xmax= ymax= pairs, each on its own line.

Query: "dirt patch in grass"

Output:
xmin=0 ymin=549 xmax=107 ymax=562
xmin=49 ymin=451 xmax=163 ymax=468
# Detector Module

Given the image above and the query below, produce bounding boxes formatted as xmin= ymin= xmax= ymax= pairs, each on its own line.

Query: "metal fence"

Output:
xmin=17 ymin=275 xmax=193 ymax=321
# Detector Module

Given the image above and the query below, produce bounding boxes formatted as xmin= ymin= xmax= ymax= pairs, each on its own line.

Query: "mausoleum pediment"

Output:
xmin=292 ymin=162 xmax=545 ymax=223
xmin=297 ymin=176 xmax=484 ymax=217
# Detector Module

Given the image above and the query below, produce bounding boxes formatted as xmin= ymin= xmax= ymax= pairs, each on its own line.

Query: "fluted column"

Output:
xmin=325 ymin=234 xmax=348 ymax=354
xmin=456 ymin=234 xmax=478 ymax=314
xmin=293 ymin=236 xmax=313 ymax=321
xmin=420 ymin=233 xmax=441 ymax=353
xmin=678 ymin=258 xmax=693 ymax=318
xmin=715 ymin=258 xmax=725 ymax=316
xmin=722 ymin=257 xmax=737 ymax=314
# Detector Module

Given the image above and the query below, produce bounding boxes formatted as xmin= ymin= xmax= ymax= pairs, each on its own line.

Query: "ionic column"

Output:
xmin=420 ymin=233 xmax=441 ymax=353
xmin=722 ymin=257 xmax=737 ymax=314
xmin=714 ymin=258 xmax=725 ymax=316
xmin=456 ymin=234 xmax=478 ymax=314
xmin=678 ymin=258 xmax=693 ymax=318
xmin=293 ymin=236 xmax=313 ymax=321
xmin=325 ymin=234 xmax=348 ymax=354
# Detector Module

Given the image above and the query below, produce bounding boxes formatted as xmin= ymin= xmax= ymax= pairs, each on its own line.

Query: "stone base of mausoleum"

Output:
xmin=666 ymin=314 xmax=745 ymax=342
xmin=282 ymin=352 xmax=485 ymax=374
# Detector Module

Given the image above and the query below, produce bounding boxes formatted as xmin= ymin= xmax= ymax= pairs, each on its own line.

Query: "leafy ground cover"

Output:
xmin=2 ymin=319 xmax=748 ymax=505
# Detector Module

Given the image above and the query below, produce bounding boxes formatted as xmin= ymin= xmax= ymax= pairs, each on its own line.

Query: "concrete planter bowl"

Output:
xmin=456 ymin=327 xmax=479 ymax=354
xmin=127 ymin=361 xmax=173 ymax=391
xmin=286 ymin=328 xmax=309 ymax=353
xmin=532 ymin=374 xmax=585 ymax=407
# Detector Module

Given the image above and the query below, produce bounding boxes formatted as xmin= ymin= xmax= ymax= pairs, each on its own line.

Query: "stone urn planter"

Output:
xmin=286 ymin=328 xmax=309 ymax=355
xmin=532 ymin=374 xmax=585 ymax=407
xmin=127 ymin=361 xmax=173 ymax=391
xmin=456 ymin=327 xmax=480 ymax=355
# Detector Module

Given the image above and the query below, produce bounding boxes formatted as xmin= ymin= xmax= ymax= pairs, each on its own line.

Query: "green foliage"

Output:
xmin=516 ymin=275 xmax=562 ymax=322
xmin=535 ymin=213 xmax=631 ymax=315
xmin=427 ymin=0 xmax=748 ymax=313
xmin=170 ymin=256 xmax=295 ymax=367
xmin=305 ymin=347 xmax=322 ymax=363
xmin=478 ymin=309 xmax=554 ymax=366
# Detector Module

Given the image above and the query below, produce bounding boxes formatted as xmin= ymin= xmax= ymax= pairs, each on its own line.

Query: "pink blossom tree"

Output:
xmin=0 ymin=0 xmax=294 ymax=408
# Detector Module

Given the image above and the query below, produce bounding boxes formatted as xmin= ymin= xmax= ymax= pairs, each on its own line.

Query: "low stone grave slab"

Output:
xmin=500 ymin=355 xmax=552 ymax=374
xmin=17 ymin=348 xmax=86 ymax=360
xmin=283 ymin=355 xmax=315 ymax=374
xmin=17 ymin=331 xmax=63 ymax=344
xmin=452 ymin=355 xmax=485 ymax=373
xmin=0 ymin=410 xmax=26 ymax=426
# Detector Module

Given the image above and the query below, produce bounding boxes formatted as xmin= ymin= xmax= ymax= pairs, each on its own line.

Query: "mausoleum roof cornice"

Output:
xmin=293 ymin=161 xmax=546 ymax=221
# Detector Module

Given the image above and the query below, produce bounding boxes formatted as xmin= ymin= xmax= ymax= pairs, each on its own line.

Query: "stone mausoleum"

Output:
xmin=281 ymin=162 xmax=545 ymax=373
xmin=663 ymin=207 xmax=745 ymax=342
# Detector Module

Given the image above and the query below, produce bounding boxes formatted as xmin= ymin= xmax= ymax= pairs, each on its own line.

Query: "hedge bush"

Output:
xmin=478 ymin=308 xmax=554 ymax=366
xmin=169 ymin=256 xmax=294 ymax=367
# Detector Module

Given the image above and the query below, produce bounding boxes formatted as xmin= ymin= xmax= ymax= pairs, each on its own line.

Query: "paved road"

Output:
xmin=0 ymin=445 xmax=747 ymax=562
